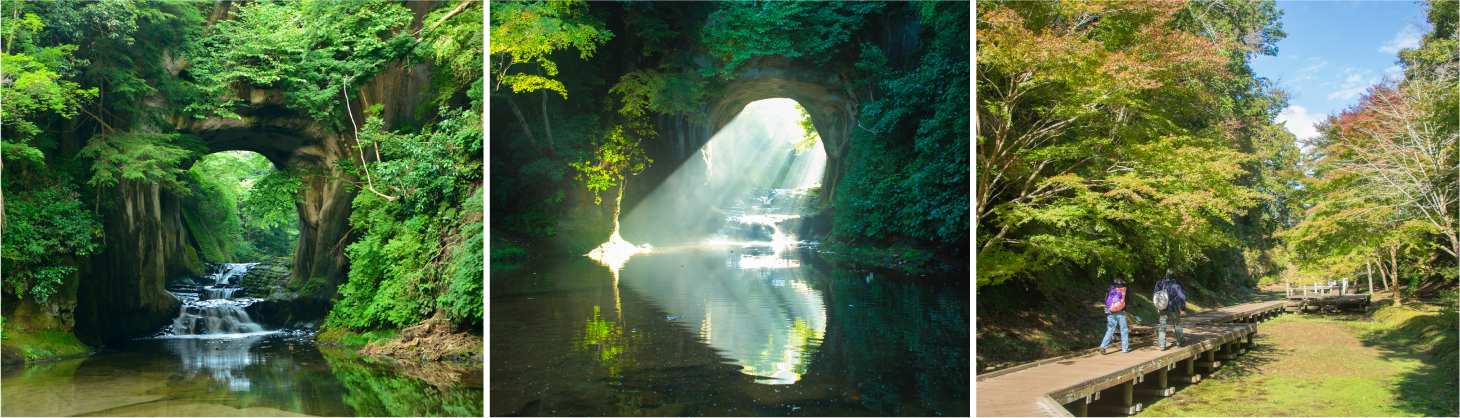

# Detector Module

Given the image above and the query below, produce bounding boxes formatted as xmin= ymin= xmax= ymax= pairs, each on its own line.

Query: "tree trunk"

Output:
xmin=1365 ymin=258 xmax=1373 ymax=294
xmin=502 ymin=95 xmax=548 ymax=159
xmin=540 ymin=84 xmax=556 ymax=159
xmin=1390 ymin=245 xmax=1402 ymax=306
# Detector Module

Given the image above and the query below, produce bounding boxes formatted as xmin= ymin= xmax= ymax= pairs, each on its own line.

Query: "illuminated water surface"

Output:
xmin=490 ymin=245 xmax=969 ymax=416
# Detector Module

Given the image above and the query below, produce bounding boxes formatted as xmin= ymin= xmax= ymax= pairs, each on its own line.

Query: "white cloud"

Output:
xmin=1384 ymin=65 xmax=1404 ymax=75
xmin=1378 ymin=25 xmax=1423 ymax=53
xmin=1327 ymin=67 xmax=1380 ymax=101
xmin=1277 ymin=106 xmax=1323 ymax=141
xmin=1328 ymin=86 xmax=1368 ymax=100
xmin=1296 ymin=60 xmax=1328 ymax=81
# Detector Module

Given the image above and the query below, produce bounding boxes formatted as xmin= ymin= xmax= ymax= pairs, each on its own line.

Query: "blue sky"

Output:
xmin=1250 ymin=1 xmax=1428 ymax=141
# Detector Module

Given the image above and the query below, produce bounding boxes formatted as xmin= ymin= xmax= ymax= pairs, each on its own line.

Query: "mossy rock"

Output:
xmin=0 ymin=327 xmax=91 ymax=364
xmin=238 ymin=258 xmax=292 ymax=297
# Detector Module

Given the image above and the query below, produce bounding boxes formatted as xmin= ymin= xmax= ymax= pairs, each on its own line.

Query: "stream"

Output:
xmin=1 ymin=264 xmax=484 ymax=417
xmin=491 ymin=187 xmax=970 ymax=416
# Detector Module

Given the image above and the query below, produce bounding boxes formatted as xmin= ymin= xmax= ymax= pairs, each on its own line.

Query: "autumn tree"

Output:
xmin=976 ymin=0 xmax=1291 ymax=289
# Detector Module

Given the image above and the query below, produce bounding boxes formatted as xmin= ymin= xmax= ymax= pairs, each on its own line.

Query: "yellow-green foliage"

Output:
xmin=1373 ymin=303 xmax=1459 ymax=373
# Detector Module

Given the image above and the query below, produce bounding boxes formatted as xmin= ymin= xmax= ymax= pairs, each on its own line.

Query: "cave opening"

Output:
xmin=180 ymin=150 xmax=301 ymax=265
xmin=618 ymin=98 xmax=826 ymax=248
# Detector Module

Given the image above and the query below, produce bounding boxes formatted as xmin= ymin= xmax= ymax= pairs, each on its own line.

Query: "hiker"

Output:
xmin=1100 ymin=276 xmax=1130 ymax=354
xmin=1154 ymin=269 xmax=1187 ymax=350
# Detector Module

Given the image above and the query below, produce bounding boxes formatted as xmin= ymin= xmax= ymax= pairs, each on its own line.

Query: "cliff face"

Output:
xmin=72 ymin=180 xmax=188 ymax=345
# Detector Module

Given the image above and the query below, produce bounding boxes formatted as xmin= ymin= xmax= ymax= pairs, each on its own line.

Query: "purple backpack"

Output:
xmin=1104 ymin=286 xmax=1124 ymax=311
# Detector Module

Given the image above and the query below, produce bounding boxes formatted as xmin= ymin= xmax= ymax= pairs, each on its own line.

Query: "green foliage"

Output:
xmin=22 ymin=0 xmax=205 ymax=131
xmin=1 ymin=177 xmax=103 ymax=304
xmin=422 ymin=1 xmax=483 ymax=109
xmin=329 ymin=107 xmax=483 ymax=330
xmin=438 ymin=190 xmax=484 ymax=326
xmin=317 ymin=328 xmax=397 ymax=348
xmin=700 ymin=1 xmax=884 ymax=77
xmin=976 ymin=1 xmax=1294 ymax=290
xmin=79 ymin=133 xmax=207 ymax=196
xmin=489 ymin=0 xmax=612 ymax=98
xmin=185 ymin=0 xmax=417 ymax=125
xmin=791 ymin=104 xmax=819 ymax=155
xmin=243 ymin=168 xmax=306 ymax=229
xmin=567 ymin=120 xmax=653 ymax=204
xmin=180 ymin=151 xmax=300 ymax=262
xmin=835 ymin=2 xmax=969 ymax=245
xmin=607 ymin=69 xmax=710 ymax=120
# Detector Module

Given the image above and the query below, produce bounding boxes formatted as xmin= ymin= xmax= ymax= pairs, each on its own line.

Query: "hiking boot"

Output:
xmin=1100 ymin=347 xmax=1109 ymax=355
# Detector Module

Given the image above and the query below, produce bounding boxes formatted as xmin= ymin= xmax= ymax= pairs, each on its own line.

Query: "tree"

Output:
xmin=1311 ymin=75 xmax=1459 ymax=261
xmin=976 ymin=1 xmax=1286 ymax=288
xmin=489 ymin=0 xmax=611 ymax=159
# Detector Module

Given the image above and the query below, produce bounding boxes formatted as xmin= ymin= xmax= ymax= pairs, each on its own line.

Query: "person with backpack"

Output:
xmin=1153 ymin=269 xmax=1187 ymax=350
xmin=1100 ymin=276 xmax=1131 ymax=354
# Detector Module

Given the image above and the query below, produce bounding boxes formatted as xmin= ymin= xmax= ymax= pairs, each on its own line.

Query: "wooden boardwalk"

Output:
xmin=977 ymin=301 xmax=1287 ymax=417
xmin=1287 ymin=294 xmax=1371 ymax=312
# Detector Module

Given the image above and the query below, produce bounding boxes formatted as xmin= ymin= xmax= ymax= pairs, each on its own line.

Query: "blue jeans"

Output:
xmin=1101 ymin=313 xmax=1129 ymax=352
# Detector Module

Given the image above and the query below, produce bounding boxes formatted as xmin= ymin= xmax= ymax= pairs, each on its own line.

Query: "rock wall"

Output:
xmin=72 ymin=180 xmax=187 ymax=345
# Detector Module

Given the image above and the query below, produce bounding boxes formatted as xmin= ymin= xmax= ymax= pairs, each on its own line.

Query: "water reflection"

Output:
xmin=490 ymin=245 xmax=969 ymax=416
xmin=159 ymin=334 xmax=271 ymax=392
xmin=618 ymin=245 xmax=825 ymax=385
xmin=1 ymin=333 xmax=483 ymax=416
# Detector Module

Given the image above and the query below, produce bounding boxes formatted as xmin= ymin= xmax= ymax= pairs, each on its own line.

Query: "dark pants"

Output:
xmin=1159 ymin=311 xmax=1183 ymax=347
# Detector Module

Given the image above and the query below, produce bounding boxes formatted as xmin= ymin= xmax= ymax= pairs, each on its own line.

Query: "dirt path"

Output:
xmin=1138 ymin=313 xmax=1458 ymax=417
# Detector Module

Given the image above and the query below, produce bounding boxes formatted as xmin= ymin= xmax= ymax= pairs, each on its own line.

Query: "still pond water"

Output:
xmin=490 ymin=244 xmax=969 ymax=416
xmin=1 ymin=332 xmax=483 ymax=416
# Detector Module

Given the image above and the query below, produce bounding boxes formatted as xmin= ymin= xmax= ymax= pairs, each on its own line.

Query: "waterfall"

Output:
xmin=713 ymin=187 xmax=813 ymax=244
xmin=172 ymin=300 xmax=265 ymax=335
xmin=205 ymin=287 xmax=239 ymax=299
xmin=164 ymin=262 xmax=269 ymax=336
xmin=210 ymin=263 xmax=258 ymax=286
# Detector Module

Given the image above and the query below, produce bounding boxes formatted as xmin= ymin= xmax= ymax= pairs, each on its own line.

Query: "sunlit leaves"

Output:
xmin=489 ymin=1 xmax=611 ymax=97
xmin=568 ymin=120 xmax=654 ymax=204
xmin=608 ymin=69 xmax=708 ymax=119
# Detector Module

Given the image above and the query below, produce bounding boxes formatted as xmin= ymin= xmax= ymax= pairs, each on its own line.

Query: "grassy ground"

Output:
xmin=1138 ymin=312 xmax=1459 ymax=417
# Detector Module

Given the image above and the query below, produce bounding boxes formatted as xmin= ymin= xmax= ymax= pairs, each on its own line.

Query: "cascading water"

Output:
xmin=165 ymin=263 xmax=269 ymax=336
xmin=713 ymin=187 xmax=815 ymax=245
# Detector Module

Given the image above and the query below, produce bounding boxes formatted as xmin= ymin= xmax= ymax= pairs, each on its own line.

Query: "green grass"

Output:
xmin=1139 ymin=314 xmax=1458 ymax=417
xmin=317 ymin=327 xmax=398 ymax=348
xmin=1371 ymin=302 xmax=1459 ymax=375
